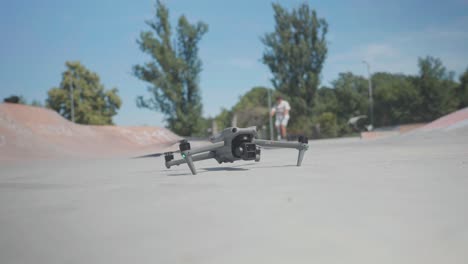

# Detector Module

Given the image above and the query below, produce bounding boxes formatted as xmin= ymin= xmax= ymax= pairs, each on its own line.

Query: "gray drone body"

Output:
xmin=164 ymin=126 xmax=309 ymax=175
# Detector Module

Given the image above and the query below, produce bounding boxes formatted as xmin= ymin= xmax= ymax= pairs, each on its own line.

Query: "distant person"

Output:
xmin=270 ymin=96 xmax=291 ymax=140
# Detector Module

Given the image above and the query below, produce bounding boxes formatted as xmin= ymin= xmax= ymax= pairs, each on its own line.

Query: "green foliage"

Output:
xmin=213 ymin=87 xmax=274 ymax=129
xmin=312 ymin=57 xmax=465 ymax=137
xmin=372 ymin=73 xmax=421 ymax=126
xmin=286 ymin=115 xmax=314 ymax=136
xmin=232 ymin=87 xmax=272 ymax=128
xmin=30 ymin=100 xmax=43 ymax=107
xmin=235 ymin=107 xmax=269 ymax=129
xmin=214 ymin=108 xmax=233 ymax=130
xmin=314 ymin=72 xmax=368 ymax=136
xmin=262 ymin=2 xmax=328 ymax=126
xmin=3 ymin=95 xmax=44 ymax=107
xmin=415 ymin=56 xmax=458 ymax=121
xmin=314 ymin=87 xmax=339 ymax=115
xmin=215 ymin=57 xmax=465 ymax=139
xmin=3 ymin=95 xmax=26 ymax=104
xmin=196 ymin=117 xmax=213 ymax=137
xmin=46 ymin=61 xmax=121 ymax=125
xmin=316 ymin=112 xmax=338 ymax=138
xmin=233 ymin=87 xmax=270 ymax=112
xmin=457 ymin=68 xmax=468 ymax=108
xmin=215 ymin=87 xmax=280 ymax=129
xmin=332 ymin=72 xmax=369 ymax=124
xmin=259 ymin=3 xmax=463 ymax=138
xmin=133 ymin=0 xmax=208 ymax=136
xmin=212 ymin=86 xmax=281 ymax=139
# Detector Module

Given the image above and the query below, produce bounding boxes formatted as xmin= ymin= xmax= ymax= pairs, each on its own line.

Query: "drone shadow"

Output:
xmin=203 ymin=167 xmax=249 ymax=172
xmin=146 ymin=162 xmax=297 ymax=177
xmin=166 ymin=164 xmax=252 ymax=176
xmin=167 ymin=172 xmax=193 ymax=176
xmin=253 ymin=164 xmax=297 ymax=169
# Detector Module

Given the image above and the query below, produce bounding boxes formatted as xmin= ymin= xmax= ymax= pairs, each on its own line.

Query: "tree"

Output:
xmin=313 ymin=87 xmax=339 ymax=115
xmin=30 ymin=100 xmax=43 ymax=107
xmin=3 ymin=95 xmax=26 ymax=104
xmin=133 ymin=0 xmax=208 ymax=136
xmin=372 ymin=73 xmax=421 ymax=126
xmin=262 ymin=2 xmax=328 ymax=127
xmin=333 ymin=73 xmax=368 ymax=119
xmin=213 ymin=87 xmax=276 ymax=130
xmin=3 ymin=95 xmax=44 ymax=107
xmin=214 ymin=108 xmax=233 ymax=131
xmin=415 ymin=56 xmax=458 ymax=121
xmin=47 ymin=61 xmax=121 ymax=125
xmin=232 ymin=86 xmax=272 ymax=129
xmin=457 ymin=68 xmax=468 ymax=108
xmin=212 ymin=86 xmax=282 ymax=138
xmin=315 ymin=112 xmax=338 ymax=138
xmin=329 ymin=73 xmax=369 ymax=135
xmin=233 ymin=87 xmax=271 ymax=111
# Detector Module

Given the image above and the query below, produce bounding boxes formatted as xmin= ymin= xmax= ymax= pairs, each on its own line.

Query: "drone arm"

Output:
xmin=165 ymin=151 xmax=216 ymax=172
xmin=186 ymin=141 xmax=225 ymax=155
xmin=253 ymin=139 xmax=309 ymax=166
xmin=165 ymin=151 xmax=216 ymax=167
xmin=254 ymin=139 xmax=304 ymax=149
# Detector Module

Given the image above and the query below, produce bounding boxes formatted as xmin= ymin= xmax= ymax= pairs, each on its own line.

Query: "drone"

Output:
xmin=140 ymin=126 xmax=309 ymax=175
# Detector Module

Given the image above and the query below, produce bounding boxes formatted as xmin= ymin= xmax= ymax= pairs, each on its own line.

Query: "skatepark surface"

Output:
xmin=1 ymin=105 xmax=468 ymax=263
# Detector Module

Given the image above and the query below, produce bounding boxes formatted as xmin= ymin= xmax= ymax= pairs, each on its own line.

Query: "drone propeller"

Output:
xmin=133 ymin=139 xmax=187 ymax=159
xmin=133 ymin=150 xmax=180 ymax=158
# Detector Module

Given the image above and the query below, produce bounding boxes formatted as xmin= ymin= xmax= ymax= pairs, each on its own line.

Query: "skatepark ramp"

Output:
xmin=360 ymin=123 xmax=426 ymax=139
xmin=0 ymin=103 xmax=180 ymax=161
xmin=419 ymin=107 xmax=468 ymax=132
xmin=361 ymin=107 xmax=468 ymax=139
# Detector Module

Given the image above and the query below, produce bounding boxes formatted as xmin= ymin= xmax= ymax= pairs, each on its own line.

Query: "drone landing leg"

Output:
xmin=254 ymin=138 xmax=309 ymax=167
xmin=297 ymin=149 xmax=305 ymax=166
xmin=166 ymin=152 xmax=216 ymax=175
xmin=185 ymin=155 xmax=197 ymax=175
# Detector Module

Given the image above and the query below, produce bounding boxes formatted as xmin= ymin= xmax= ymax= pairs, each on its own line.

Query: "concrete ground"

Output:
xmin=1 ymin=131 xmax=468 ymax=264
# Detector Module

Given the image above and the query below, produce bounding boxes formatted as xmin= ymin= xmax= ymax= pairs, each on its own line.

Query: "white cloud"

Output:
xmin=328 ymin=43 xmax=407 ymax=75
xmin=325 ymin=19 xmax=468 ymax=84
xmin=329 ymin=43 xmax=399 ymax=63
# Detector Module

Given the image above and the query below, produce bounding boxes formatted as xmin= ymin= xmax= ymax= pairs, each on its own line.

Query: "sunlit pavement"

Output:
xmin=1 ymin=131 xmax=467 ymax=264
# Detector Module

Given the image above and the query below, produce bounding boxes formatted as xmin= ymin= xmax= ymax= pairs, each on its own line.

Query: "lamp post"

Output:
xmin=362 ymin=60 xmax=374 ymax=130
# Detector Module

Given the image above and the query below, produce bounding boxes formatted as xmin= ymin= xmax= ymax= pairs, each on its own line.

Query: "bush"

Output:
xmin=316 ymin=112 xmax=338 ymax=138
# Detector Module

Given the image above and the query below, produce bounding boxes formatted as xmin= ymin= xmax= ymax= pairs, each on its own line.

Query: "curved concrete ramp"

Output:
xmin=361 ymin=107 xmax=468 ymax=139
xmin=0 ymin=103 xmax=180 ymax=161
xmin=420 ymin=107 xmax=468 ymax=132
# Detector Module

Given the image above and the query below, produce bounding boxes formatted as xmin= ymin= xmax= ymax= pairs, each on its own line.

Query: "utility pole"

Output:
xmin=267 ymin=88 xmax=274 ymax=140
xmin=362 ymin=60 xmax=374 ymax=130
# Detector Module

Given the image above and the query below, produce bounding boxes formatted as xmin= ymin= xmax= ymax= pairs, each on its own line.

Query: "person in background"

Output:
xmin=270 ymin=96 xmax=291 ymax=140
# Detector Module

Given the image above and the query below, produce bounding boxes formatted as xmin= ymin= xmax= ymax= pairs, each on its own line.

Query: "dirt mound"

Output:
xmin=0 ymin=103 xmax=180 ymax=161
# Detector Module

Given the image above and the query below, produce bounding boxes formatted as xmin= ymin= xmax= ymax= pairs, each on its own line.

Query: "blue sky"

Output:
xmin=1 ymin=0 xmax=467 ymax=126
